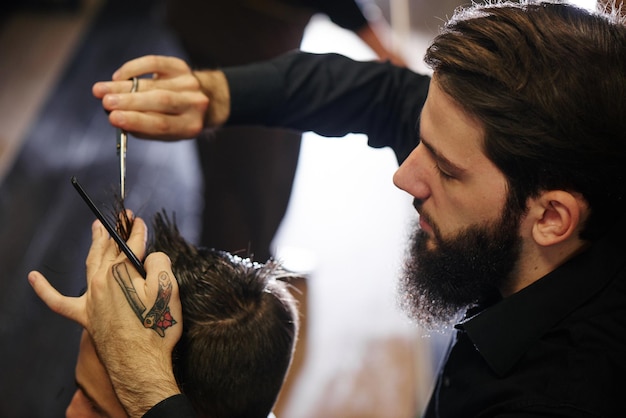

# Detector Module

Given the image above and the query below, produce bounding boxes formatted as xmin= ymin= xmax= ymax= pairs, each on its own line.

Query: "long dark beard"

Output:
xmin=399 ymin=200 xmax=523 ymax=328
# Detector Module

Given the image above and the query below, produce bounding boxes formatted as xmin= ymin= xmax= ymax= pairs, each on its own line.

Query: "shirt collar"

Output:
xmin=456 ymin=220 xmax=626 ymax=377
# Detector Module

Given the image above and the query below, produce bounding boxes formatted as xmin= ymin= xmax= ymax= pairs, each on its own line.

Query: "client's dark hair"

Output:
xmin=118 ymin=208 xmax=299 ymax=418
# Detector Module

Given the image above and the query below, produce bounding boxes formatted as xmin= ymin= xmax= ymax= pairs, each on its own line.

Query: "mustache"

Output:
xmin=412 ymin=198 xmax=422 ymax=212
xmin=413 ymin=199 xmax=434 ymax=228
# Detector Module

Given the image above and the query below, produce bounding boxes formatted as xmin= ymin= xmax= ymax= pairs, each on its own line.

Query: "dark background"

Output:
xmin=0 ymin=1 xmax=203 ymax=415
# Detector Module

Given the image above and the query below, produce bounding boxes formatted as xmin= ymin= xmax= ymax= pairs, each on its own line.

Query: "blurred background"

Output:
xmin=0 ymin=0 xmax=598 ymax=416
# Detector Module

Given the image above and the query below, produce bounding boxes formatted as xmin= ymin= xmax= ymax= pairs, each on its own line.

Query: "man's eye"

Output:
xmin=435 ymin=164 xmax=454 ymax=180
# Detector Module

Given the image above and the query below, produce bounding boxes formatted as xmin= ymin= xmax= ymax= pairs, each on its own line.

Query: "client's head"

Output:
xmin=67 ymin=211 xmax=299 ymax=418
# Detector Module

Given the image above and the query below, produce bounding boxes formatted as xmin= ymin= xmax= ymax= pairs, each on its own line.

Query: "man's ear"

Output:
xmin=527 ymin=190 xmax=585 ymax=247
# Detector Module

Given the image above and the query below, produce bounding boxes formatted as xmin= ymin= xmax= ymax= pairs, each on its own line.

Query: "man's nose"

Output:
xmin=65 ymin=390 xmax=81 ymax=418
xmin=393 ymin=145 xmax=431 ymax=200
xmin=66 ymin=389 xmax=95 ymax=418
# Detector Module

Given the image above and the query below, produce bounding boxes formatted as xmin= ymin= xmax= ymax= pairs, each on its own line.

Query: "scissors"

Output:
xmin=116 ymin=77 xmax=139 ymax=200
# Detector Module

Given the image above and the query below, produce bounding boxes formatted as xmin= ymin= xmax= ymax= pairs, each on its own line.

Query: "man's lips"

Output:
xmin=418 ymin=216 xmax=433 ymax=234
xmin=413 ymin=199 xmax=433 ymax=234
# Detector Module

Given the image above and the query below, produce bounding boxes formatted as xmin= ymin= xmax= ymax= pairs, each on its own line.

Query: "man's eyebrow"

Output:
xmin=75 ymin=379 xmax=106 ymax=415
xmin=420 ymin=137 xmax=466 ymax=177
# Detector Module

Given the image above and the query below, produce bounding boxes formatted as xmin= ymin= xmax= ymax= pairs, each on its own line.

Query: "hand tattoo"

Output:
xmin=112 ymin=263 xmax=177 ymax=337
xmin=143 ymin=272 xmax=176 ymax=337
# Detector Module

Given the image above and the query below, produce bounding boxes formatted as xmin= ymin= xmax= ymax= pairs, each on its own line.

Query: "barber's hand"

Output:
xmin=92 ymin=55 xmax=212 ymax=140
xmin=28 ymin=216 xmax=182 ymax=417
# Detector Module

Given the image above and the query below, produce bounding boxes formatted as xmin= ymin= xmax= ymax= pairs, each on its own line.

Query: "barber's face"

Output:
xmin=393 ymin=77 xmax=523 ymax=325
xmin=394 ymin=77 xmax=510 ymax=245
xmin=66 ymin=330 xmax=127 ymax=418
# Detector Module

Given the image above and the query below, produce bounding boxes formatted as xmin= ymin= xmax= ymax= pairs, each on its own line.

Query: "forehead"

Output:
xmin=420 ymin=77 xmax=490 ymax=171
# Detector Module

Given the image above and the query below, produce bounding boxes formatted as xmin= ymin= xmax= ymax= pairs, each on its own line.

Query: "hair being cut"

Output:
xmin=116 ymin=208 xmax=299 ymax=418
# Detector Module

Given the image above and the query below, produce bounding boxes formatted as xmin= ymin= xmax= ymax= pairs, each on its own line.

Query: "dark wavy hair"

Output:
xmin=117 ymin=209 xmax=299 ymax=418
xmin=425 ymin=1 xmax=626 ymax=240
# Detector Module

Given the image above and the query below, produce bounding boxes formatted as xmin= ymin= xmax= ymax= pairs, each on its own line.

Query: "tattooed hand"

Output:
xmin=28 ymin=215 xmax=183 ymax=418
xmin=112 ymin=263 xmax=177 ymax=337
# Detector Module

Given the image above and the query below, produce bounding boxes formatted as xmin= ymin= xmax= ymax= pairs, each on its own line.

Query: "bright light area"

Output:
xmin=569 ymin=0 xmax=598 ymax=10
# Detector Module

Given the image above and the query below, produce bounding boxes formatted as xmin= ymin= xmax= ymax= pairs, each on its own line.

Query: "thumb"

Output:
xmin=28 ymin=270 xmax=86 ymax=327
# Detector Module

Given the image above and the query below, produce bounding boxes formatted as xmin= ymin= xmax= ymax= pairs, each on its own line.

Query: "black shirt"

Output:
xmin=425 ymin=218 xmax=626 ymax=417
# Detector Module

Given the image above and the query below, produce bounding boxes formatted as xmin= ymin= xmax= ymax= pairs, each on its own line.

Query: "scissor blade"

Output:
xmin=115 ymin=77 xmax=137 ymax=201
xmin=117 ymin=128 xmax=127 ymax=199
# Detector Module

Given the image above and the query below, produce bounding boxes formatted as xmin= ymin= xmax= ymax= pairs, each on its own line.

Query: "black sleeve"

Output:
xmin=297 ymin=0 xmax=369 ymax=31
xmin=142 ymin=394 xmax=197 ymax=418
xmin=223 ymin=51 xmax=430 ymax=164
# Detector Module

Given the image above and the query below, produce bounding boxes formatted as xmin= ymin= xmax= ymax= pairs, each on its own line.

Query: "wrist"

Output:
xmin=143 ymin=394 xmax=197 ymax=418
xmin=107 ymin=353 xmax=180 ymax=418
xmin=114 ymin=372 xmax=180 ymax=417
xmin=192 ymin=70 xmax=231 ymax=128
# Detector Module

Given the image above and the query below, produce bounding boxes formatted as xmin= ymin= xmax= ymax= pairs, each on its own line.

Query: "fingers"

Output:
xmin=94 ymin=74 xmax=199 ymax=97
xmin=143 ymin=252 xmax=182 ymax=347
xmin=92 ymin=79 xmax=140 ymax=97
xmin=86 ymin=220 xmax=116 ymax=280
xmin=92 ymin=56 xmax=196 ymax=98
xmin=96 ymin=89 xmax=207 ymax=140
xmin=28 ymin=270 xmax=85 ymax=327
xmin=112 ymin=55 xmax=191 ymax=81
xmin=126 ymin=215 xmax=148 ymax=261
xmin=104 ymin=92 xmax=207 ymax=140
xmin=91 ymin=54 xmax=208 ymax=141
xmin=143 ymin=252 xmax=174 ymax=296
xmin=110 ymin=110 xmax=206 ymax=141
xmin=143 ymin=252 xmax=179 ymax=314
xmin=103 ymin=89 xmax=206 ymax=115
